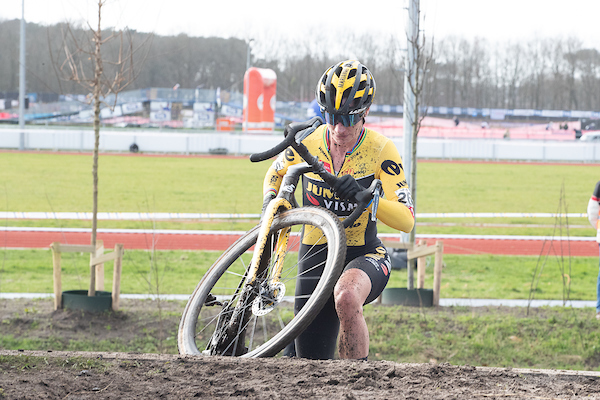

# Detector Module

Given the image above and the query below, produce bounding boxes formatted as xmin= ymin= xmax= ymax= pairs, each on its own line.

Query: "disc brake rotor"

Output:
xmin=252 ymin=282 xmax=286 ymax=316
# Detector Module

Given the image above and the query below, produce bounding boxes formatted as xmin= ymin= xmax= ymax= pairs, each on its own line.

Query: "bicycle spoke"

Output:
xmin=223 ymin=270 xmax=246 ymax=278
xmin=262 ymin=315 xmax=268 ymax=345
xmin=277 ymin=227 xmax=329 ymax=284
xmin=225 ymin=229 xmax=320 ymax=346
xmin=276 ymin=310 xmax=285 ymax=330
xmin=230 ymin=300 xmax=258 ymax=356
xmin=248 ymin=313 xmax=258 ymax=352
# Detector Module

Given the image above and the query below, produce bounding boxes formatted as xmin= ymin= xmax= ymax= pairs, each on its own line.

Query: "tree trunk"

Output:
xmin=409 ymin=118 xmax=418 ymax=249
xmin=89 ymin=3 xmax=103 ymax=297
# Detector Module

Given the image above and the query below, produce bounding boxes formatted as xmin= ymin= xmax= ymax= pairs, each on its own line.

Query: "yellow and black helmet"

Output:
xmin=316 ymin=60 xmax=376 ymax=123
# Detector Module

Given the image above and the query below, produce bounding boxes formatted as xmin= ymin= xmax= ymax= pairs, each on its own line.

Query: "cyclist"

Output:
xmin=262 ymin=60 xmax=415 ymax=360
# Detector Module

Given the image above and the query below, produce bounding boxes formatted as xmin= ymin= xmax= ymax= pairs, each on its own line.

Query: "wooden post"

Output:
xmin=94 ymin=240 xmax=105 ymax=291
xmin=52 ymin=243 xmax=122 ymax=308
xmin=88 ymin=252 xmax=96 ymax=297
xmin=433 ymin=241 xmax=444 ymax=306
xmin=51 ymin=242 xmax=62 ymax=310
xmin=112 ymin=244 xmax=124 ymax=311
xmin=416 ymin=239 xmax=426 ymax=289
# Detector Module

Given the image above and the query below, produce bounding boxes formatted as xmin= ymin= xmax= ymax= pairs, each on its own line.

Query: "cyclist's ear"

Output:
xmin=362 ymin=107 xmax=370 ymax=124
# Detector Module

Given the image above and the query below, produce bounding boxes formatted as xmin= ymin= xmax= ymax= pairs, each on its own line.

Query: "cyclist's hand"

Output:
xmin=333 ymin=175 xmax=362 ymax=200
xmin=355 ymin=188 xmax=373 ymax=206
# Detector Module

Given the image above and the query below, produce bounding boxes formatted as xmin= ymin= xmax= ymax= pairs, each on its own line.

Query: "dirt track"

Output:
xmin=0 ymin=299 xmax=600 ymax=400
xmin=2 ymin=349 xmax=600 ymax=399
xmin=1 ymin=298 xmax=600 ymax=399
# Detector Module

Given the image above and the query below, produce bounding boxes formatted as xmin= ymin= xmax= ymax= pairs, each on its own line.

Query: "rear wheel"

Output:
xmin=178 ymin=207 xmax=346 ymax=357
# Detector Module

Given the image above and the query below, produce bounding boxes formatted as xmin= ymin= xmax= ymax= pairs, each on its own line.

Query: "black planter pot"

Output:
xmin=61 ymin=290 xmax=112 ymax=312
xmin=381 ymin=288 xmax=434 ymax=307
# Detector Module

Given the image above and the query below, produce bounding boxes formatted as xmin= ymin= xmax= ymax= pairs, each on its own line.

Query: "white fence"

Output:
xmin=416 ymin=137 xmax=600 ymax=162
xmin=1 ymin=127 xmax=599 ymax=162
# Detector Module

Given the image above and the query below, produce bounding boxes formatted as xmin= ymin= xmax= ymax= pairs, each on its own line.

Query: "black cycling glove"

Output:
xmin=333 ymin=175 xmax=363 ymax=201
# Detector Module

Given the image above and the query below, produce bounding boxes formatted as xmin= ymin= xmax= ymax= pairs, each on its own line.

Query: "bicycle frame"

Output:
xmin=209 ymin=162 xmax=312 ymax=355
xmin=246 ymin=162 xmax=312 ymax=287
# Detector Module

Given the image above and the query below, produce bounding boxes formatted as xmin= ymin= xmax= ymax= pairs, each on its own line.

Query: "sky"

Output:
xmin=2 ymin=0 xmax=600 ymax=49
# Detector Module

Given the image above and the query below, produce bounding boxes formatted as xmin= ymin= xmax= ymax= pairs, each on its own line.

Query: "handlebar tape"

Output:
xmin=249 ymin=117 xmax=323 ymax=163
xmin=249 ymin=134 xmax=294 ymax=162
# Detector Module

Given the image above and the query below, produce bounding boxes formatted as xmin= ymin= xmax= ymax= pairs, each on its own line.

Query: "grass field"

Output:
xmin=1 ymin=151 xmax=600 ymax=370
xmin=0 ymin=152 xmax=268 ymax=214
xmin=1 ymin=248 xmax=597 ymax=301
xmin=366 ymin=305 xmax=600 ymax=369
xmin=0 ymin=150 xmax=598 ymax=301
xmin=3 ymin=298 xmax=600 ymax=371
xmin=0 ymin=151 xmax=597 ymax=236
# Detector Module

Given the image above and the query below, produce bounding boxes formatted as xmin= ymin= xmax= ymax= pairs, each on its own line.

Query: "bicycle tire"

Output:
xmin=178 ymin=207 xmax=346 ymax=358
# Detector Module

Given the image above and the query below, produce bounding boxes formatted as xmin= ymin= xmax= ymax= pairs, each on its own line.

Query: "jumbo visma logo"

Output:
xmin=303 ymin=179 xmax=358 ymax=215
xmin=306 ymin=193 xmax=320 ymax=206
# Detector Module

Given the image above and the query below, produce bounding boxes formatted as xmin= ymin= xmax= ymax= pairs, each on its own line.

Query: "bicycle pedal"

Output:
xmin=204 ymin=293 xmax=223 ymax=307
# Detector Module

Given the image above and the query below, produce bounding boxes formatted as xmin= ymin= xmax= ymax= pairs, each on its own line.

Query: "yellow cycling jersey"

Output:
xmin=263 ymin=125 xmax=415 ymax=248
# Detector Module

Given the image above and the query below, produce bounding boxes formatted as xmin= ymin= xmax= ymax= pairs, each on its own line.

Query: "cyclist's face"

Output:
xmin=327 ymin=111 xmax=366 ymax=148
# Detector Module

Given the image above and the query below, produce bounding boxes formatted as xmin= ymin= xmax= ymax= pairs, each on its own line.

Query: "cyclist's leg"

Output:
xmin=290 ymin=243 xmax=340 ymax=360
xmin=334 ymin=246 xmax=392 ymax=359
xmin=334 ymin=267 xmax=371 ymax=359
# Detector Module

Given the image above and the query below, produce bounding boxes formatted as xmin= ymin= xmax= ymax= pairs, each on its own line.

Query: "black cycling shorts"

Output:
xmin=285 ymin=242 xmax=391 ymax=359
xmin=343 ymin=245 xmax=392 ymax=304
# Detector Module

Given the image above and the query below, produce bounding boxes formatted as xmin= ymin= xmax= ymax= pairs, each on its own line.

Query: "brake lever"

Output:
xmin=371 ymin=185 xmax=382 ymax=221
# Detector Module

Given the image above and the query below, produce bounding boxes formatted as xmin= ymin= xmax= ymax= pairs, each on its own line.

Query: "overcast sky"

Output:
xmin=2 ymin=0 xmax=599 ymax=48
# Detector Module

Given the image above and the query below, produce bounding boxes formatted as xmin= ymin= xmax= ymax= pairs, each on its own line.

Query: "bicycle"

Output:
xmin=178 ymin=117 xmax=382 ymax=358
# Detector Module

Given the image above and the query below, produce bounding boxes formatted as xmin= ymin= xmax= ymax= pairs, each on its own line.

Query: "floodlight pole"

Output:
xmin=19 ymin=0 xmax=26 ymax=150
xmin=246 ymin=39 xmax=254 ymax=72
xmin=403 ymin=0 xmax=419 ymax=289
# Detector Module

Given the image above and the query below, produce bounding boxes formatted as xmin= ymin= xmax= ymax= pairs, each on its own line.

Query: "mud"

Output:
xmin=1 ymin=298 xmax=599 ymax=399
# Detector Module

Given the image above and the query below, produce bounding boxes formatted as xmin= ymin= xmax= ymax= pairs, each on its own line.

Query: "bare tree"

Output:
xmin=563 ymin=38 xmax=584 ymax=110
xmin=521 ymin=39 xmax=549 ymax=109
xmin=49 ymin=0 xmax=150 ymax=296
xmin=403 ymin=0 xmax=435 ymax=288
xmin=576 ymin=48 xmax=600 ymax=110
xmin=504 ymin=42 xmax=524 ymax=109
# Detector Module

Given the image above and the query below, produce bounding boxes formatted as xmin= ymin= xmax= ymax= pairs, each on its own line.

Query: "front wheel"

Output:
xmin=178 ymin=207 xmax=346 ymax=357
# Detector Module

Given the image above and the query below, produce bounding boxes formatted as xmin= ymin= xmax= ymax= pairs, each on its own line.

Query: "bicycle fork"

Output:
xmin=209 ymin=197 xmax=293 ymax=355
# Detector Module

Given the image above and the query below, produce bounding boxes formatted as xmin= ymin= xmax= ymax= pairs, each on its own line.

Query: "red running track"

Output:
xmin=1 ymin=230 xmax=598 ymax=256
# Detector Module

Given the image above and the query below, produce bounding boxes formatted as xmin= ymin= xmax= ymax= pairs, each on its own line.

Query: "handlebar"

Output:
xmin=249 ymin=117 xmax=322 ymax=163
xmin=249 ymin=134 xmax=295 ymax=163
xmin=249 ymin=117 xmax=381 ymax=228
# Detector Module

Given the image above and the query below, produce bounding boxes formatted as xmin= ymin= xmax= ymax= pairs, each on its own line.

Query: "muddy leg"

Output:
xmin=334 ymin=268 xmax=371 ymax=359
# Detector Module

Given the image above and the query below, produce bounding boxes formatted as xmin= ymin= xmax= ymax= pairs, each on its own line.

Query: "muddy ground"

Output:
xmin=1 ymin=298 xmax=600 ymax=399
